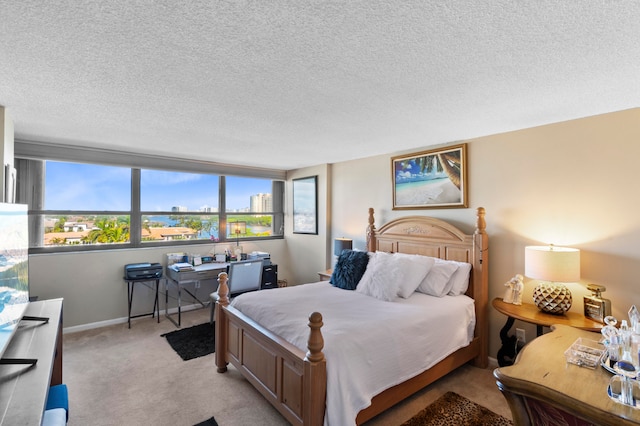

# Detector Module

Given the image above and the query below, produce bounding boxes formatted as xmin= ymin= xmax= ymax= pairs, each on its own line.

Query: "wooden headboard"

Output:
xmin=365 ymin=207 xmax=489 ymax=365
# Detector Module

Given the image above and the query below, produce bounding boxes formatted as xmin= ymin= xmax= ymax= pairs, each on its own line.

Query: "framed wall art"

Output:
xmin=292 ymin=175 xmax=318 ymax=234
xmin=392 ymin=143 xmax=467 ymax=209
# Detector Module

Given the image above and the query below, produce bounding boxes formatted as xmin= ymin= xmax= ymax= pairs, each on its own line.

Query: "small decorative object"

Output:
xmin=583 ymin=284 xmax=612 ymax=323
xmin=564 ymin=337 xmax=605 ymax=369
xmin=503 ymin=274 xmax=524 ymax=305
xmin=608 ymin=361 xmax=639 ymax=407
xmin=601 ymin=315 xmax=618 ymax=342
xmin=533 ymin=282 xmax=573 ymax=314
xmin=525 ymin=244 xmax=580 ymax=315
xmin=629 ymin=305 xmax=640 ymax=328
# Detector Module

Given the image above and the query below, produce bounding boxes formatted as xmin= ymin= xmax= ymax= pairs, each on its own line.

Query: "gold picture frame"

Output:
xmin=392 ymin=143 xmax=468 ymax=209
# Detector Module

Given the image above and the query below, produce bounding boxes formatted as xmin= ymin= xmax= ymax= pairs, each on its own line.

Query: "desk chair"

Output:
xmin=209 ymin=259 xmax=264 ymax=324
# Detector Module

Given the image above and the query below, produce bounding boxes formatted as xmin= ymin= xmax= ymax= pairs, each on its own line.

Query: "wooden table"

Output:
xmin=494 ymin=324 xmax=640 ymax=425
xmin=492 ymin=297 xmax=602 ymax=366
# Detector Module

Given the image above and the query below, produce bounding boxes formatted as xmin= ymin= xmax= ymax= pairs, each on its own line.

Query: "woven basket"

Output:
xmin=533 ymin=282 xmax=572 ymax=315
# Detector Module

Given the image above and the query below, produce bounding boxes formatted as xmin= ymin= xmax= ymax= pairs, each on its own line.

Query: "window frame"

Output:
xmin=15 ymin=141 xmax=285 ymax=254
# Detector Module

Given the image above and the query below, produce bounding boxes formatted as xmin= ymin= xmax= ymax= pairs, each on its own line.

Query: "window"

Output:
xmin=18 ymin=158 xmax=284 ymax=252
xmin=225 ymin=176 xmax=280 ymax=241
xmin=141 ymin=170 xmax=220 ymax=244
xmin=40 ymin=161 xmax=132 ymax=247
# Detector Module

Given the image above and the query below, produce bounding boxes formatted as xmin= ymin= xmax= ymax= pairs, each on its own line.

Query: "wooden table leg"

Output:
xmin=497 ymin=316 xmax=518 ymax=367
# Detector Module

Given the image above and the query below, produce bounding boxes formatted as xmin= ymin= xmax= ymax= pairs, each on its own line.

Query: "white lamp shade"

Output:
xmin=524 ymin=245 xmax=580 ymax=283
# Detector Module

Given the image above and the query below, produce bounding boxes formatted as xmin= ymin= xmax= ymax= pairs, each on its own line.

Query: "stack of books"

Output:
xmin=170 ymin=262 xmax=194 ymax=272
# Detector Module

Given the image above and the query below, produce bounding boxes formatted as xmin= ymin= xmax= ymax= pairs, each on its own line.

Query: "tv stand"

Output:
xmin=0 ymin=315 xmax=52 ymax=367
xmin=0 ymin=298 xmax=63 ymax=425
xmin=22 ymin=315 xmax=50 ymax=324
xmin=0 ymin=357 xmax=38 ymax=366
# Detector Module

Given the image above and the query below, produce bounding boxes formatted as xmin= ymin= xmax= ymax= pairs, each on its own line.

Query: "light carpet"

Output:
xmin=63 ymin=308 xmax=511 ymax=425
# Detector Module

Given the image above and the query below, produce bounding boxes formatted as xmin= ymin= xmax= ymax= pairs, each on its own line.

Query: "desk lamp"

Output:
xmin=525 ymin=244 xmax=580 ymax=315
xmin=229 ymin=221 xmax=246 ymax=260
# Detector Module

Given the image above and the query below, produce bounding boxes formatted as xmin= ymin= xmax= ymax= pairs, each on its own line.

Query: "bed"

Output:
xmin=214 ymin=207 xmax=489 ymax=425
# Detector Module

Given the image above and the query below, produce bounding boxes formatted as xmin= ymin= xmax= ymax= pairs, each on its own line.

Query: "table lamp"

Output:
xmin=525 ymin=244 xmax=580 ymax=315
xmin=229 ymin=221 xmax=247 ymax=246
xmin=334 ymin=238 xmax=353 ymax=256
xmin=229 ymin=221 xmax=246 ymax=260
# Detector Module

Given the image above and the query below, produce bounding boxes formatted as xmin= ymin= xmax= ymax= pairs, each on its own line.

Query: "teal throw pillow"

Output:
xmin=330 ymin=250 xmax=369 ymax=290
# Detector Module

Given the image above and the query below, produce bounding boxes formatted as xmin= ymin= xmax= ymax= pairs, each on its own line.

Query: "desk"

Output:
xmin=165 ymin=263 xmax=228 ymax=327
xmin=494 ymin=325 xmax=640 ymax=425
xmin=124 ymin=277 xmax=160 ymax=329
xmin=492 ymin=297 xmax=602 ymax=366
xmin=0 ymin=299 xmax=63 ymax=425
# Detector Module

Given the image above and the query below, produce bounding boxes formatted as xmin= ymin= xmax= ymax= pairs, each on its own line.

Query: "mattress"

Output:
xmin=231 ymin=281 xmax=476 ymax=425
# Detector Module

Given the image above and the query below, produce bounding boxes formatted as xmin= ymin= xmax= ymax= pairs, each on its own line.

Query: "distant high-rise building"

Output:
xmin=199 ymin=206 xmax=218 ymax=212
xmin=250 ymin=193 xmax=272 ymax=212
xmin=171 ymin=206 xmax=188 ymax=212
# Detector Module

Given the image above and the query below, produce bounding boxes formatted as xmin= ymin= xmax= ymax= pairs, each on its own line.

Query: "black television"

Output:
xmin=227 ymin=259 xmax=264 ymax=296
xmin=0 ymin=203 xmax=29 ymax=360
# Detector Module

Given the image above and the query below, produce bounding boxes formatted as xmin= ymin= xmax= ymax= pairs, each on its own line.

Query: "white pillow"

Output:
xmin=356 ymin=251 xmax=403 ymax=301
xmin=446 ymin=261 xmax=472 ymax=296
xmin=392 ymin=252 xmax=436 ymax=298
xmin=355 ymin=251 xmax=377 ymax=290
xmin=356 ymin=252 xmax=435 ymax=301
xmin=416 ymin=259 xmax=459 ymax=297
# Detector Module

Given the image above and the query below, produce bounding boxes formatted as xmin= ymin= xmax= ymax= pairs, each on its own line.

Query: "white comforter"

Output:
xmin=230 ymin=281 xmax=476 ymax=426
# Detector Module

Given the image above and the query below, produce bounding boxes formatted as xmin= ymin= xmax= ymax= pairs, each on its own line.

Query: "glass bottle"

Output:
xmin=620 ymin=320 xmax=633 ymax=362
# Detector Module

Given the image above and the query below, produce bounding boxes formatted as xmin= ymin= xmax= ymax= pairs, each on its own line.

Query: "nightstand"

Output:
xmin=318 ymin=269 xmax=332 ymax=281
xmin=492 ymin=297 xmax=602 ymax=366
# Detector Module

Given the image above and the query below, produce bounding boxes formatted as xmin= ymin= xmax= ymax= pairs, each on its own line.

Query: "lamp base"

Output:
xmin=533 ymin=282 xmax=572 ymax=315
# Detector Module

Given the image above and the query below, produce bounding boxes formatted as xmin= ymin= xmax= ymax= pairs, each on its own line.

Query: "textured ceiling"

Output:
xmin=1 ymin=1 xmax=639 ymax=171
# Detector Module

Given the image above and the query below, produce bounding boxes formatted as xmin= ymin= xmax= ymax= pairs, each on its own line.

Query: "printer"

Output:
xmin=124 ymin=263 xmax=163 ymax=280
xmin=248 ymin=251 xmax=271 ymax=266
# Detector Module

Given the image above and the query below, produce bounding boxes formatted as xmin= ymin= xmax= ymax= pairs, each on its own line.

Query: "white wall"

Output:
xmin=284 ymin=164 xmax=331 ymax=285
xmin=330 ymin=108 xmax=640 ymax=359
xmin=29 ymin=239 xmax=289 ymax=328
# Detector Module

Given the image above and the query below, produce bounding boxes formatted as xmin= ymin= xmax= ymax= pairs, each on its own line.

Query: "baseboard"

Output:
xmin=62 ymin=303 xmax=206 ymax=334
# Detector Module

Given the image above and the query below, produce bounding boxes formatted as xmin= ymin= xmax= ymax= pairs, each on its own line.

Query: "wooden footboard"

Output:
xmin=215 ymin=273 xmax=326 ymax=426
xmin=215 ymin=207 xmax=489 ymax=425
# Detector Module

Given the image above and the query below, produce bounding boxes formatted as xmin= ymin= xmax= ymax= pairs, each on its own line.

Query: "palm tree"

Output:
xmin=84 ymin=218 xmax=129 ymax=244
xmin=437 ymin=150 xmax=461 ymax=189
xmin=402 ymin=150 xmax=462 ymax=189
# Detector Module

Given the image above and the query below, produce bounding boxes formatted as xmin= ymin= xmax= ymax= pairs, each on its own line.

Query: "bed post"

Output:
xmin=366 ymin=207 xmax=376 ymax=252
xmin=304 ymin=312 xmax=326 ymax=425
xmin=473 ymin=207 xmax=489 ymax=368
xmin=215 ymin=272 xmax=230 ymax=373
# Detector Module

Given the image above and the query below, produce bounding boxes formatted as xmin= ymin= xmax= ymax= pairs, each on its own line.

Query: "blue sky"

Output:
xmin=45 ymin=162 xmax=271 ymax=211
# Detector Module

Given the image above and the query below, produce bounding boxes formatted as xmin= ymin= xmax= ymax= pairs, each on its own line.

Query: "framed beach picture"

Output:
xmin=293 ymin=176 xmax=318 ymax=234
xmin=392 ymin=143 xmax=468 ymax=209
